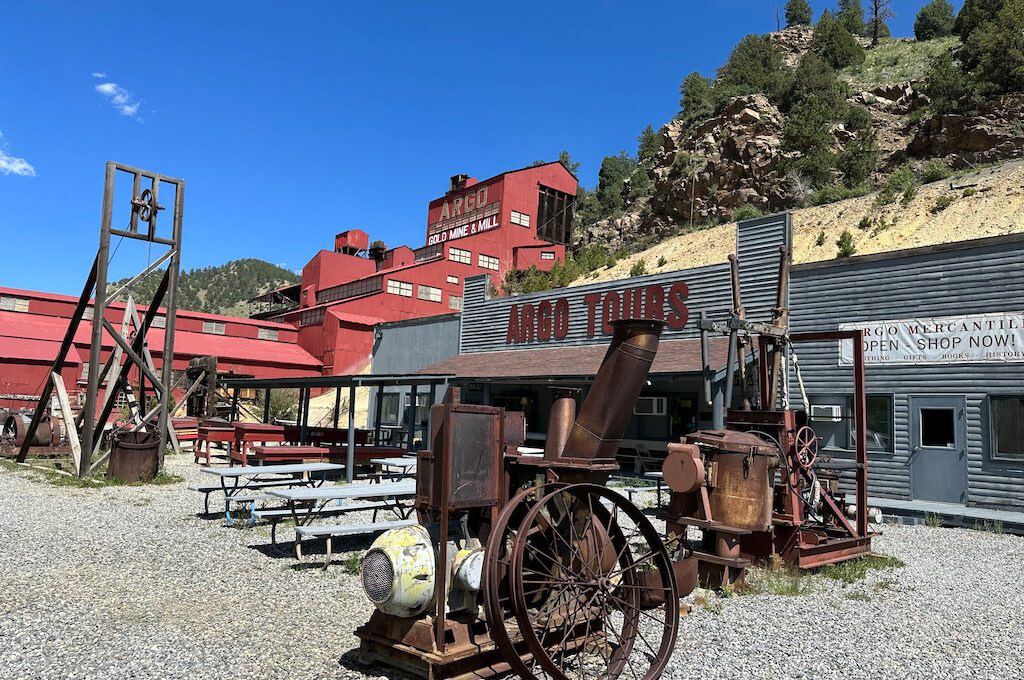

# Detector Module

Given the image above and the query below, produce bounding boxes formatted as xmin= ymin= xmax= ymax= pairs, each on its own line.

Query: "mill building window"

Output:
xmin=386 ymin=280 xmax=413 ymax=297
xmin=510 ymin=210 xmax=531 ymax=227
xmin=0 ymin=296 xmax=30 ymax=312
xmin=202 ymin=321 xmax=225 ymax=335
xmin=299 ymin=307 xmax=325 ymax=327
xmin=991 ymin=396 xmax=1024 ymax=462
xmin=478 ymin=254 xmax=499 ymax=271
xmin=541 ymin=251 xmax=555 ymax=260
xmin=447 ymin=275 xmax=459 ymax=285
xmin=449 ymin=295 xmax=463 ymax=311
xmin=257 ymin=328 xmax=279 ymax=341
xmin=448 ymin=247 xmax=472 ymax=265
xmin=417 ymin=285 xmax=442 ymax=303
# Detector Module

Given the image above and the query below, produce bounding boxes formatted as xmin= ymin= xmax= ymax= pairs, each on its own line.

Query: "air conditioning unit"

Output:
xmin=810 ymin=404 xmax=843 ymax=422
xmin=634 ymin=397 xmax=667 ymax=417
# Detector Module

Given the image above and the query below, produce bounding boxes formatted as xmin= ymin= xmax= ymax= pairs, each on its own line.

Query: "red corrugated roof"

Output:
xmin=0 ymin=336 xmax=82 ymax=365
xmin=0 ymin=311 xmax=321 ymax=368
xmin=0 ymin=286 xmax=297 ymax=330
xmin=328 ymin=309 xmax=385 ymax=327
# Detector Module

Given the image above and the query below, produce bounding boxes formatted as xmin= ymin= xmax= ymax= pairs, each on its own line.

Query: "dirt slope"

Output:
xmin=572 ymin=161 xmax=1024 ymax=286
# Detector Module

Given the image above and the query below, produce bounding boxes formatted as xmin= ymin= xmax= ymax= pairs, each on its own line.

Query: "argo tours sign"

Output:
xmin=839 ymin=312 xmax=1024 ymax=365
xmin=505 ymin=281 xmax=689 ymax=344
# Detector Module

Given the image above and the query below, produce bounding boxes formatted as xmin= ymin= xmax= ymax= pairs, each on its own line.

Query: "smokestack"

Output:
xmin=561 ymin=319 xmax=665 ymax=461
xmin=544 ymin=388 xmax=580 ymax=461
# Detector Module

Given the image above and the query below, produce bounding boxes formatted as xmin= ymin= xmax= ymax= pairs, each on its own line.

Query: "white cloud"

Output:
xmin=94 ymin=81 xmax=141 ymax=118
xmin=91 ymin=71 xmax=107 ymax=78
xmin=0 ymin=131 xmax=36 ymax=177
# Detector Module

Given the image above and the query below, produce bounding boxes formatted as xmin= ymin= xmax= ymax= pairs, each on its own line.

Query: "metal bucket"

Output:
xmin=107 ymin=429 xmax=160 ymax=482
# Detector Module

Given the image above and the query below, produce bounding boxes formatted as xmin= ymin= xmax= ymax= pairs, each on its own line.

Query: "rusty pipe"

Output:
xmin=561 ymin=319 xmax=665 ymax=461
xmin=544 ymin=388 xmax=580 ymax=460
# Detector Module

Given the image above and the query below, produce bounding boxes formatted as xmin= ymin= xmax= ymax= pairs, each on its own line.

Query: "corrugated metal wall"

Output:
xmin=460 ymin=213 xmax=791 ymax=354
xmin=372 ymin=314 xmax=461 ymax=375
xmin=790 ymin=236 xmax=1024 ymax=509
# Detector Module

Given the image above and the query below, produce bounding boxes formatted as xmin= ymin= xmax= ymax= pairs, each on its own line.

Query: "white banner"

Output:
xmin=839 ymin=312 xmax=1024 ymax=365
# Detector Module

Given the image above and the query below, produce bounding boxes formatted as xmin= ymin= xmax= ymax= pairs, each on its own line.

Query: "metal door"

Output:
xmin=909 ymin=396 xmax=967 ymax=503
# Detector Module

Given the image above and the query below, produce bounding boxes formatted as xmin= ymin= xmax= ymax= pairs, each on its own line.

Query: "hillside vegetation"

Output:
xmin=111 ymin=259 xmax=298 ymax=316
xmin=511 ymin=0 xmax=1024 ymax=294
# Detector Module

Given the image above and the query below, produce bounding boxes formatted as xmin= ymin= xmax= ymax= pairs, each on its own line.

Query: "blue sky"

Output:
xmin=0 ymin=1 xmax=942 ymax=294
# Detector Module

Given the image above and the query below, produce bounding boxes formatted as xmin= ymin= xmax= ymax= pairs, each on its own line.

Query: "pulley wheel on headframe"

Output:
xmin=506 ymin=483 xmax=679 ymax=680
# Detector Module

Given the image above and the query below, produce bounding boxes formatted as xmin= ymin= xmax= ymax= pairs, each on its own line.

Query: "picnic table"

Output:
xmin=195 ymin=462 xmax=343 ymax=518
xmin=194 ymin=425 xmax=235 ymax=465
xmin=231 ymin=422 xmax=289 ymax=465
xmin=644 ymin=471 xmax=665 ymax=508
xmin=369 ymin=456 xmax=417 ymax=482
xmin=266 ymin=480 xmax=416 ymax=558
xmin=248 ymin=445 xmax=330 ymax=464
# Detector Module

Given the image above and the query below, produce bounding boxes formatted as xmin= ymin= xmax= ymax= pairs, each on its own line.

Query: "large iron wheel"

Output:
xmin=509 ymin=484 xmax=679 ymax=680
xmin=483 ymin=482 xmax=566 ymax=680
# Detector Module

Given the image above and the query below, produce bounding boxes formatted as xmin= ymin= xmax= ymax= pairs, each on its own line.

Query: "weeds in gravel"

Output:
xmin=816 ymin=554 xmax=905 ymax=583
xmin=974 ymin=519 xmax=1004 ymax=534
xmin=844 ymin=591 xmax=871 ymax=602
xmin=342 ymin=554 xmax=363 ymax=575
xmin=925 ymin=512 xmax=945 ymax=528
xmin=740 ymin=563 xmax=811 ymax=596
xmin=43 ymin=469 xmax=184 ymax=488
xmin=691 ymin=594 xmax=723 ymax=614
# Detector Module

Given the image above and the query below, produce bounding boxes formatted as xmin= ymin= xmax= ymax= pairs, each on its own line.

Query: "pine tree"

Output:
xmin=679 ymin=72 xmax=715 ymax=126
xmin=915 ymin=0 xmax=956 ymax=40
xmin=837 ymin=0 xmax=866 ymax=35
xmin=785 ymin=0 xmax=813 ymax=26
xmin=811 ymin=10 xmax=866 ymax=69
xmin=637 ymin=126 xmax=660 ymax=166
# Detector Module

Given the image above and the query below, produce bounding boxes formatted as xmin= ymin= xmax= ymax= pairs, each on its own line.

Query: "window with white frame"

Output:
xmin=202 ymin=321 xmax=225 ymax=335
xmin=417 ymin=285 xmax=442 ymax=303
xmin=446 ymin=275 xmax=459 ymax=285
xmin=0 ymin=296 xmax=29 ymax=312
xmin=151 ymin=315 xmax=166 ymax=328
xmin=257 ymin=327 xmax=279 ymax=341
xmin=510 ymin=210 xmax=531 ymax=227
xmin=541 ymin=251 xmax=556 ymax=260
xmin=386 ymin=279 xmax=413 ymax=297
xmin=449 ymin=295 xmax=463 ymax=311
xmin=478 ymin=254 xmax=499 ymax=271
xmin=448 ymin=247 xmax=471 ymax=265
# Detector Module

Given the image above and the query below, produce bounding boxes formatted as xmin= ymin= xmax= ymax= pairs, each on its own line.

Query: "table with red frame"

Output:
xmin=194 ymin=425 xmax=235 ymax=465
xmin=231 ymin=423 xmax=289 ymax=466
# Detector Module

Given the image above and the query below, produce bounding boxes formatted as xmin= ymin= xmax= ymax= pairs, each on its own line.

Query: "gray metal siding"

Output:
xmin=736 ymin=212 xmax=792 ymax=322
xmin=372 ymin=315 xmax=461 ymax=375
xmin=791 ymin=239 xmax=1024 ymax=509
xmin=460 ymin=213 xmax=791 ymax=354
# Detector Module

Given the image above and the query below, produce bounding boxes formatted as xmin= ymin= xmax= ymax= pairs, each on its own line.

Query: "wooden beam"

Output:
xmin=51 ymin=372 xmax=82 ymax=476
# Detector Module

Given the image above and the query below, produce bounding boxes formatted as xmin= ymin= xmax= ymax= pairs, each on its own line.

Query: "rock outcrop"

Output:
xmin=649 ymin=94 xmax=789 ymax=226
xmin=909 ymin=95 xmax=1024 ymax=166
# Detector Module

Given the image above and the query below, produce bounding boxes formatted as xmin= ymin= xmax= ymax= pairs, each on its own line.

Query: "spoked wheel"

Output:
xmin=483 ymin=482 xmax=567 ymax=680
xmin=508 ymin=484 xmax=679 ymax=680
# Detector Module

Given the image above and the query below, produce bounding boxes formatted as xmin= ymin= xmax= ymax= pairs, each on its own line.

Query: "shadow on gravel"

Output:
xmin=338 ymin=648 xmax=409 ymax=679
xmin=247 ymin=533 xmax=379 ymax=560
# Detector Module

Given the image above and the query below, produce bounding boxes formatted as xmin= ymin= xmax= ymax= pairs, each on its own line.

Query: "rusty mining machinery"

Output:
xmin=664 ymin=248 xmax=877 ymax=587
xmin=356 ymin=319 xmax=686 ymax=680
xmin=354 ymin=250 xmax=875 ymax=680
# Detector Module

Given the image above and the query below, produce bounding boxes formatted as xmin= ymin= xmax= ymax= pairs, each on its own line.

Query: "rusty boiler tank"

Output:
xmin=662 ymin=429 xmax=779 ymax=586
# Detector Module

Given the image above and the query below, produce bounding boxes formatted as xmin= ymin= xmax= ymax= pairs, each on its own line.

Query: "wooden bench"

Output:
xmin=295 ymin=518 xmax=418 ymax=568
xmin=248 ymin=445 xmax=330 ymax=464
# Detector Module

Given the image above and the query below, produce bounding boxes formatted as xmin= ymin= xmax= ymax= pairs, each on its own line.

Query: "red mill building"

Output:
xmin=258 ymin=162 xmax=577 ymax=375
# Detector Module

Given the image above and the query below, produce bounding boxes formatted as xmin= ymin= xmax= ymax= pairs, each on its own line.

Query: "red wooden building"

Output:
xmin=0 ymin=287 xmax=321 ymax=412
xmin=258 ymin=162 xmax=577 ymax=375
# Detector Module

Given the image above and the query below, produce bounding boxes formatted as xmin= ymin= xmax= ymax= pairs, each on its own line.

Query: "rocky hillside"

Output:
xmin=111 ymin=259 xmax=298 ymax=317
xmin=573 ymin=11 xmax=1024 ymax=255
xmin=572 ymin=160 xmax=1024 ymax=285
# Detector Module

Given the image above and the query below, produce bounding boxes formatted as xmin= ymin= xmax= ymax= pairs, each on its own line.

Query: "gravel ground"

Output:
xmin=1 ymin=454 xmax=1022 ymax=680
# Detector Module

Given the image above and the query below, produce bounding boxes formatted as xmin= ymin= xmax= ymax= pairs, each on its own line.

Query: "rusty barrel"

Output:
xmin=562 ymin=319 xmax=665 ymax=461
xmin=107 ymin=429 xmax=160 ymax=482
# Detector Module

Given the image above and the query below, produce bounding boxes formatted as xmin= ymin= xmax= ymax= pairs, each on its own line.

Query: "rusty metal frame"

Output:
xmin=17 ymin=162 xmax=184 ymax=477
